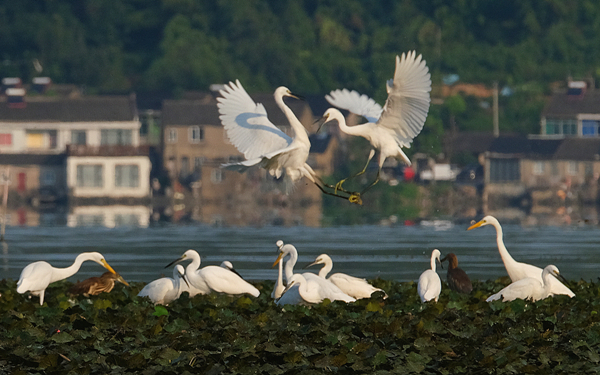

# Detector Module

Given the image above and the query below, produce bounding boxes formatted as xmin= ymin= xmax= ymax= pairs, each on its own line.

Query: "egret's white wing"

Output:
xmin=325 ymin=88 xmax=383 ymax=123
xmin=17 ymin=262 xmax=52 ymax=293
xmin=378 ymin=51 xmax=431 ymax=147
xmin=217 ymin=80 xmax=292 ymax=160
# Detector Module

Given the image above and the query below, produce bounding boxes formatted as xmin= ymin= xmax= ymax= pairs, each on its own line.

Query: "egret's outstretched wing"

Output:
xmin=378 ymin=51 xmax=432 ymax=147
xmin=217 ymin=80 xmax=292 ymax=160
xmin=325 ymin=89 xmax=383 ymax=123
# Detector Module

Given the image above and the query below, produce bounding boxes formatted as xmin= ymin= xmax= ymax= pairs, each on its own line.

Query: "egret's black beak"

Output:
xmin=315 ymin=114 xmax=330 ymax=133
xmin=303 ymin=261 xmax=318 ymax=269
xmin=165 ymin=255 xmax=185 ymax=269
xmin=287 ymin=91 xmax=304 ymax=101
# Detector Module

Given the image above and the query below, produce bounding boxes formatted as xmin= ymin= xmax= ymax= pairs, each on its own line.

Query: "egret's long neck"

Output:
xmin=332 ymin=111 xmax=363 ymax=137
xmin=50 ymin=254 xmax=89 ymax=283
xmin=430 ymin=256 xmax=437 ymax=272
xmin=186 ymin=254 xmax=201 ymax=276
xmin=541 ymin=270 xmax=554 ymax=296
xmin=276 ymin=95 xmax=309 ymax=144
xmin=319 ymin=259 xmax=333 ymax=278
xmin=277 ymin=260 xmax=283 ymax=287
xmin=493 ymin=221 xmax=518 ymax=269
xmin=284 ymin=248 xmax=298 ymax=282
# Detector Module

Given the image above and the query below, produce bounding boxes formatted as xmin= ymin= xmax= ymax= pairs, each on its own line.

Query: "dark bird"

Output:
xmin=68 ymin=272 xmax=129 ymax=297
xmin=441 ymin=253 xmax=472 ymax=294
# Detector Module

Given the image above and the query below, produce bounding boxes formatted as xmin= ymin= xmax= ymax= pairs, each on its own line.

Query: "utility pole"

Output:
xmin=493 ymin=81 xmax=499 ymax=137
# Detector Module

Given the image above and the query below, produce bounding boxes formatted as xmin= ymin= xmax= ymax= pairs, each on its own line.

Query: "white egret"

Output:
xmin=418 ymin=249 xmax=442 ymax=303
xmin=272 ymin=241 xmax=355 ymax=304
xmin=440 ymin=253 xmax=472 ymax=294
xmin=305 ymin=253 xmax=387 ymax=299
xmin=138 ymin=265 xmax=187 ymax=305
xmin=17 ymin=252 xmax=118 ymax=305
xmin=276 ymin=273 xmax=355 ymax=306
xmin=217 ymin=80 xmax=356 ymax=203
xmin=166 ymin=249 xmax=260 ymax=297
xmin=468 ymin=216 xmax=575 ymax=297
xmin=69 ymin=271 xmax=129 ymax=297
xmin=319 ymin=51 xmax=431 ymax=202
xmin=271 ymin=241 xmax=285 ymax=299
xmin=486 ymin=265 xmax=564 ymax=302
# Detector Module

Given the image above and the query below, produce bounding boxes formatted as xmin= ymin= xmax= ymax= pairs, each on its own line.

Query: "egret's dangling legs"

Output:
xmin=334 ymin=149 xmax=376 ymax=194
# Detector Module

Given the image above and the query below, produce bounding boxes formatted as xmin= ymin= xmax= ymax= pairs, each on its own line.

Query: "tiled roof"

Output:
xmin=553 ymin=138 xmax=600 ymax=161
xmin=541 ymin=91 xmax=600 ymax=118
xmin=0 ymin=96 xmax=137 ymax=122
xmin=0 ymin=154 xmax=67 ymax=165
xmin=487 ymin=136 xmax=600 ymax=161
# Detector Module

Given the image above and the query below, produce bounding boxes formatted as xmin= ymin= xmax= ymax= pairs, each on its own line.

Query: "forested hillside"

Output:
xmin=1 ymin=1 xmax=599 ymax=138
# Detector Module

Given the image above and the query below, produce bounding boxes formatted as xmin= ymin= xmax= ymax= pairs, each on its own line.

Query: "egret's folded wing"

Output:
xmin=325 ymin=89 xmax=383 ymax=123
xmin=377 ymin=51 xmax=432 ymax=148
xmin=217 ymin=80 xmax=292 ymax=160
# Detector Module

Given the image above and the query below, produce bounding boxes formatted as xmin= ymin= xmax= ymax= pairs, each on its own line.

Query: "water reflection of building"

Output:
xmin=67 ymin=205 xmax=150 ymax=228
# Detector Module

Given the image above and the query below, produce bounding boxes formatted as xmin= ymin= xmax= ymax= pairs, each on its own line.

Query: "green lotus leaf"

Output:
xmin=51 ymin=331 xmax=74 ymax=343
xmin=93 ymin=299 xmax=112 ymax=310
xmin=153 ymin=305 xmax=169 ymax=317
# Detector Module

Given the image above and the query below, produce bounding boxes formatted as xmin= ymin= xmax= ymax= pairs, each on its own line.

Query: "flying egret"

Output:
xmin=305 ymin=253 xmax=387 ymax=299
xmin=166 ymin=249 xmax=260 ymax=297
xmin=486 ymin=265 xmax=565 ymax=302
xmin=138 ymin=265 xmax=187 ymax=305
xmin=68 ymin=271 xmax=129 ymax=297
xmin=271 ymin=241 xmax=286 ymax=299
xmin=16 ymin=252 xmax=118 ymax=305
xmin=217 ymin=80 xmax=357 ymax=203
xmin=468 ymin=216 xmax=575 ymax=297
xmin=440 ymin=253 xmax=472 ymax=294
xmin=272 ymin=241 xmax=355 ymax=303
xmin=318 ymin=51 xmax=431 ymax=203
xmin=418 ymin=249 xmax=442 ymax=303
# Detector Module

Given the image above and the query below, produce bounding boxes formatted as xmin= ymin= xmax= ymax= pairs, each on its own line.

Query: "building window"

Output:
xmin=582 ymin=120 xmax=600 ymax=137
xmin=76 ymin=165 xmax=103 ymax=187
xmin=0 ymin=133 xmax=12 ymax=145
xmin=545 ymin=118 xmax=576 ymax=136
xmin=180 ymin=157 xmax=189 ymax=177
xmin=194 ymin=157 xmax=205 ymax=170
xmin=41 ymin=170 xmax=56 ymax=186
xmin=489 ymin=158 xmax=520 ymax=182
xmin=167 ymin=128 xmax=178 ymax=143
xmin=568 ymin=161 xmax=578 ymax=175
xmin=533 ymin=161 xmax=545 ymax=175
xmin=211 ymin=168 xmax=223 ymax=183
xmin=71 ymin=130 xmax=87 ymax=145
xmin=189 ymin=126 xmax=204 ymax=143
xmin=101 ymin=129 xmax=132 ymax=145
xmin=115 ymin=165 xmax=139 ymax=188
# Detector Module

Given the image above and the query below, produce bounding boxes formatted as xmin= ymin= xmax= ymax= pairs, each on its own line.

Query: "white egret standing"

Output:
xmin=166 ymin=249 xmax=260 ymax=297
xmin=217 ymin=80 xmax=356 ymax=203
xmin=276 ymin=274 xmax=350 ymax=306
xmin=271 ymin=240 xmax=286 ymax=299
xmin=272 ymin=241 xmax=355 ymax=303
xmin=319 ymin=51 xmax=431 ymax=203
xmin=486 ymin=265 xmax=564 ymax=302
xmin=17 ymin=252 xmax=118 ymax=305
xmin=305 ymin=253 xmax=387 ymax=299
xmin=138 ymin=265 xmax=187 ymax=305
xmin=468 ymin=216 xmax=575 ymax=297
xmin=418 ymin=249 xmax=442 ymax=303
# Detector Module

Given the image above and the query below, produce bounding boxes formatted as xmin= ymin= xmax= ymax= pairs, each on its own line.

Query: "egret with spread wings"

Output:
xmin=217 ymin=80 xmax=358 ymax=203
xmin=319 ymin=51 xmax=431 ymax=204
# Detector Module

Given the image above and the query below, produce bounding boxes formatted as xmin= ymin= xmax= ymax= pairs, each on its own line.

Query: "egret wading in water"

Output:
xmin=69 ymin=271 xmax=129 ymax=297
xmin=440 ymin=253 xmax=472 ymax=294
xmin=17 ymin=252 xmax=118 ymax=305
xmin=217 ymin=80 xmax=358 ymax=203
xmin=305 ymin=253 xmax=387 ymax=299
xmin=166 ymin=249 xmax=260 ymax=297
xmin=418 ymin=249 xmax=442 ymax=303
xmin=318 ymin=51 xmax=432 ymax=204
xmin=272 ymin=241 xmax=355 ymax=304
xmin=468 ymin=215 xmax=575 ymax=297
xmin=138 ymin=265 xmax=188 ymax=305
xmin=486 ymin=265 xmax=565 ymax=302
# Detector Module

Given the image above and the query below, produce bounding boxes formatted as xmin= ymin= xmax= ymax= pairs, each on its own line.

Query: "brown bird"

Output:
xmin=440 ymin=253 xmax=472 ymax=294
xmin=69 ymin=272 xmax=129 ymax=296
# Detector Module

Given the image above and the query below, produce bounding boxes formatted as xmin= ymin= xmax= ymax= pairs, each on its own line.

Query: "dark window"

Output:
xmin=490 ymin=158 xmax=520 ymax=182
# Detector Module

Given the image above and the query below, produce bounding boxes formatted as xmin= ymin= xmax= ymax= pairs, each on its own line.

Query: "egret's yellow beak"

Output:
xmin=101 ymin=259 xmax=117 ymax=274
xmin=467 ymin=220 xmax=484 ymax=230
xmin=272 ymin=252 xmax=284 ymax=268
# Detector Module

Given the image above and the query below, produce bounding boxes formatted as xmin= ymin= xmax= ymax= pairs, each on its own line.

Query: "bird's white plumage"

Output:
xmin=486 ymin=265 xmax=561 ymax=302
xmin=325 ymin=51 xmax=431 ymax=163
xmin=468 ymin=215 xmax=575 ymax=297
xmin=169 ymin=249 xmax=260 ymax=297
xmin=271 ymin=253 xmax=285 ymax=299
xmin=273 ymin=241 xmax=355 ymax=305
xmin=417 ymin=249 xmax=442 ymax=303
xmin=138 ymin=265 xmax=186 ymax=305
xmin=17 ymin=252 xmax=116 ymax=305
xmin=277 ymin=273 xmax=355 ymax=306
xmin=307 ymin=253 xmax=386 ymax=299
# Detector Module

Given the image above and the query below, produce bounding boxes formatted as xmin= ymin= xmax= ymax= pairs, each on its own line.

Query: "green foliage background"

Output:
xmin=1 ymin=278 xmax=599 ymax=374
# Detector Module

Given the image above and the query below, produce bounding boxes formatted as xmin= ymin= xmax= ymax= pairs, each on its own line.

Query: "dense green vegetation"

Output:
xmin=1 ymin=277 xmax=598 ymax=374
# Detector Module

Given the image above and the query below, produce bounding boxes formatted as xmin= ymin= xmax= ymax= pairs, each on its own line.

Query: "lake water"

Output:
xmin=1 ymin=221 xmax=599 ymax=285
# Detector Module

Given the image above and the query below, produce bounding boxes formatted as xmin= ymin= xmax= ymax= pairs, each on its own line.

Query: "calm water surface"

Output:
xmin=1 ymin=223 xmax=599 ymax=284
